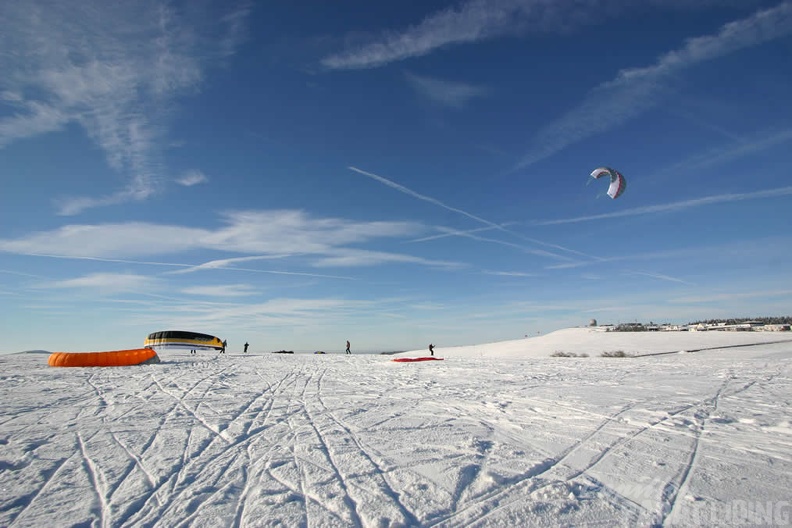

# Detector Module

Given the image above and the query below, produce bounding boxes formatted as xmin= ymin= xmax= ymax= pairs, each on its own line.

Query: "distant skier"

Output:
xmin=429 ymin=343 xmax=434 ymax=356
xmin=346 ymin=340 xmax=351 ymax=354
xmin=244 ymin=342 xmax=249 ymax=353
xmin=221 ymin=339 xmax=227 ymax=354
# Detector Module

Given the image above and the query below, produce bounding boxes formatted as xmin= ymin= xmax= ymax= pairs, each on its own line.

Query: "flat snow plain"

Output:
xmin=2 ymin=328 xmax=791 ymax=527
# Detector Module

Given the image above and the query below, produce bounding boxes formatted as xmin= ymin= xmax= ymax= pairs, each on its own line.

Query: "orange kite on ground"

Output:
xmin=48 ymin=348 xmax=161 ymax=367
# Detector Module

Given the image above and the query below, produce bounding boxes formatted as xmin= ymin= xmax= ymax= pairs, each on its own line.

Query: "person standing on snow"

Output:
xmin=221 ymin=339 xmax=227 ymax=354
xmin=244 ymin=342 xmax=249 ymax=353
xmin=429 ymin=343 xmax=434 ymax=356
xmin=346 ymin=340 xmax=351 ymax=354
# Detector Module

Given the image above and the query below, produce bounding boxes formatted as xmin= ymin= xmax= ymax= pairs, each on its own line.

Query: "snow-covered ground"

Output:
xmin=2 ymin=328 xmax=791 ymax=527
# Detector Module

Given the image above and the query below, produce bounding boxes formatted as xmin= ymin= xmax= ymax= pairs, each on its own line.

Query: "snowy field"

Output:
xmin=2 ymin=328 xmax=791 ymax=527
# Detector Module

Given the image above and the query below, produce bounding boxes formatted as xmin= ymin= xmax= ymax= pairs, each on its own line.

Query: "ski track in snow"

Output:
xmin=1 ymin=338 xmax=791 ymax=527
xmin=77 ymin=430 xmax=109 ymax=527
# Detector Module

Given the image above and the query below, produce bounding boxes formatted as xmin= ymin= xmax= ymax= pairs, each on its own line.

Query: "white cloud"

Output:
xmin=322 ymin=0 xmax=524 ymax=70
xmin=138 ymin=296 xmax=367 ymax=330
xmin=0 ymin=209 xmax=442 ymax=272
xmin=312 ymin=248 xmax=462 ymax=268
xmin=0 ymin=101 xmax=71 ymax=145
xmin=0 ymin=223 xmax=209 ymax=258
xmin=516 ymin=1 xmax=792 ymax=169
xmin=204 ymin=210 xmax=420 ymax=255
xmin=55 ymin=181 xmax=157 ymax=216
xmin=176 ymin=170 xmax=209 ymax=186
xmin=0 ymin=211 xmax=421 ymax=258
xmin=405 ymin=72 xmax=488 ymax=108
xmin=0 ymin=1 xmax=250 ymax=214
xmin=171 ymin=255 xmax=294 ymax=273
xmin=483 ymin=270 xmax=537 ymax=277
xmin=45 ymin=272 xmax=157 ymax=293
xmin=170 ymin=255 xmax=356 ymax=280
xmin=182 ymin=284 xmax=258 ymax=297
xmin=321 ymin=0 xmax=755 ymax=70
xmin=628 ymin=270 xmax=691 ymax=285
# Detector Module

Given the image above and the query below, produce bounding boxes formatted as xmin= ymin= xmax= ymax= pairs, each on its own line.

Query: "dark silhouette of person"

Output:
xmin=244 ymin=342 xmax=249 ymax=353
xmin=221 ymin=339 xmax=227 ymax=354
xmin=345 ymin=340 xmax=351 ymax=354
xmin=429 ymin=343 xmax=434 ymax=356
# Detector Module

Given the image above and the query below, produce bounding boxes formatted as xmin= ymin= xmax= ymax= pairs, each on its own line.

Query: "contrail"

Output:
xmin=349 ymin=166 xmax=596 ymax=259
xmin=14 ymin=253 xmax=357 ymax=280
xmin=410 ymin=225 xmax=513 ymax=243
xmin=533 ymin=185 xmax=792 ymax=226
xmin=349 ymin=166 xmax=502 ymax=229
xmin=421 ymin=227 xmax=577 ymax=261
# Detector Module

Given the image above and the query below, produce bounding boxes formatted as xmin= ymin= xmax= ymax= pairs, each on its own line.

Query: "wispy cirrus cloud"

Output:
xmin=670 ymin=288 xmax=792 ymax=304
xmin=171 ymin=255 xmax=295 ymax=273
xmin=0 ymin=268 xmax=46 ymax=279
xmin=321 ymin=0 xmax=758 ymax=70
xmin=176 ymin=170 xmax=209 ymax=187
xmin=0 ymin=99 xmax=71 ymax=144
xmin=0 ymin=1 xmax=250 ymax=215
xmin=652 ymin=128 xmax=792 ymax=178
xmin=204 ymin=210 xmax=420 ymax=255
xmin=44 ymin=272 xmax=158 ymax=293
xmin=0 ymin=209 xmax=445 ymax=273
xmin=405 ymin=72 xmax=488 ymax=108
xmin=628 ymin=270 xmax=691 ymax=285
xmin=182 ymin=284 xmax=258 ymax=297
xmin=8 ymin=253 xmax=356 ymax=281
xmin=516 ymin=1 xmax=792 ymax=169
xmin=544 ymin=237 xmax=792 ymax=291
xmin=0 ymin=210 xmax=420 ymax=258
xmin=313 ymin=248 xmax=462 ymax=268
xmin=55 ymin=183 xmax=160 ymax=216
xmin=169 ymin=255 xmax=355 ymax=279
xmin=322 ymin=0 xmax=529 ymax=70
xmin=138 ymin=296 xmax=369 ymax=330
xmin=483 ymin=270 xmax=536 ymax=277
xmin=532 ymin=185 xmax=792 ymax=226
xmin=0 ymin=223 xmax=209 ymax=258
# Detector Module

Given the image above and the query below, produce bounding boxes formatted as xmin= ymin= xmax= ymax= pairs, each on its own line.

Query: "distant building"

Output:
xmin=760 ymin=324 xmax=791 ymax=332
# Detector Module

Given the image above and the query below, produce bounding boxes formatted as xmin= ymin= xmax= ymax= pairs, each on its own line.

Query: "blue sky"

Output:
xmin=2 ymin=0 xmax=791 ymax=353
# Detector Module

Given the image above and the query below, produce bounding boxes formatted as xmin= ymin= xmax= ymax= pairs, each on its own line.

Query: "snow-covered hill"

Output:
xmin=400 ymin=326 xmax=792 ymax=359
xmin=2 ymin=329 xmax=791 ymax=527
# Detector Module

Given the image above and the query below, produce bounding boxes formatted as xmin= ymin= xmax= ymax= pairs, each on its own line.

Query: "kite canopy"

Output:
xmin=144 ymin=330 xmax=223 ymax=350
xmin=49 ymin=348 xmax=160 ymax=367
xmin=590 ymin=167 xmax=626 ymax=199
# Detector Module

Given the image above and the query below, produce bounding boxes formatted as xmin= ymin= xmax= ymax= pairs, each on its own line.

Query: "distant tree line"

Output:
xmin=611 ymin=323 xmax=649 ymax=332
xmin=688 ymin=316 xmax=792 ymax=326
xmin=608 ymin=316 xmax=792 ymax=331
